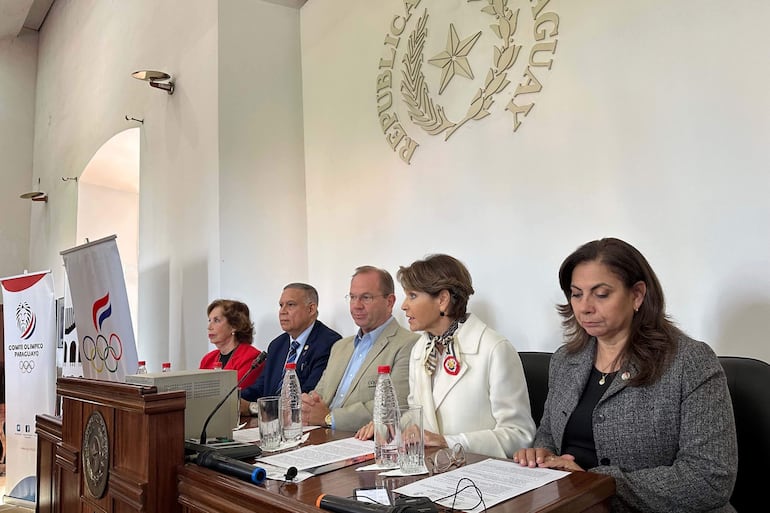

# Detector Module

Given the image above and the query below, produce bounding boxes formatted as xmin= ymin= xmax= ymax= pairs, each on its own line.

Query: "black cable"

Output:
xmin=434 ymin=478 xmax=486 ymax=513
xmin=349 ymin=495 xmax=388 ymax=506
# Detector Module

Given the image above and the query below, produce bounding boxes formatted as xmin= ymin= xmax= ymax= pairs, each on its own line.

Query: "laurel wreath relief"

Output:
xmin=401 ymin=0 xmax=521 ymax=140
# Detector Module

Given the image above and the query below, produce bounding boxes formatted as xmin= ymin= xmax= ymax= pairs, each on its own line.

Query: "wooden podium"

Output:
xmin=36 ymin=377 xmax=186 ymax=513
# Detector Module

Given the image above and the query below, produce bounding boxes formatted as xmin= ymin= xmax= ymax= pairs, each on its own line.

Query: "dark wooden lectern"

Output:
xmin=36 ymin=377 xmax=186 ymax=513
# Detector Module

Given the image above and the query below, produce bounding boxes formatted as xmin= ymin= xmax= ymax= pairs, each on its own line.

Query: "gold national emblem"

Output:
xmin=82 ymin=410 xmax=110 ymax=498
xmin=377 ymin=0 xmax=561 ymax=164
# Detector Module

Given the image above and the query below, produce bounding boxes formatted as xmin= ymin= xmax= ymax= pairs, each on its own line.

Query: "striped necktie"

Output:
xmin=287 ymin=339 xmax=300 ymax=364
xmin=276 ymin=339 xmax=301 ymax=394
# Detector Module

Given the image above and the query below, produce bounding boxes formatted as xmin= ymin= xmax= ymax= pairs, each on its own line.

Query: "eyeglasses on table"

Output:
xmin=430 ymin=443 xmax=466 ymax=474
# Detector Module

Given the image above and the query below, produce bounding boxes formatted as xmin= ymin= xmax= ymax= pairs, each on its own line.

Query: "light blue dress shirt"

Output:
xmin=328 ymin=317 xmax=394 ymax=427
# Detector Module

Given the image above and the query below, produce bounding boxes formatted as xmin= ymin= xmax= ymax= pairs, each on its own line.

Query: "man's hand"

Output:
xmin=301 ymin=391 xmax=330 ymax=426
xmin=239 ymin=398 xmax=252 ymax=416
xmin=355 ymin=421 xmax=374 ymax=440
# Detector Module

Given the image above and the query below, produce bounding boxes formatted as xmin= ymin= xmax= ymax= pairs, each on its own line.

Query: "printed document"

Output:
xmin=394 ymin=458 xmax=568 ymax=513
xmin=257 ymin=437 xmax=374 ymax=471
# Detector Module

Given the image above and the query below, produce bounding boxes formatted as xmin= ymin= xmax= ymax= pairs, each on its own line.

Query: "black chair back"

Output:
xmin=719 ymin=356 xmax=770 ymax=512
xmin=519 ymin=352 xmax=552 ymax=427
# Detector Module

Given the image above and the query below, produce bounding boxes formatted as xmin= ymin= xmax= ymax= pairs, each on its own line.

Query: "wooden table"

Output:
xmin=178 ymin=426 xmax=615 ymax=513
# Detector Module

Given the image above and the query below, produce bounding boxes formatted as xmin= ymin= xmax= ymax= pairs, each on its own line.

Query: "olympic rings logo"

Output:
xmin=19 ymin=360 xmax=35 ymax=373
xmin=82 ymin=333 xmax=124 ymax=373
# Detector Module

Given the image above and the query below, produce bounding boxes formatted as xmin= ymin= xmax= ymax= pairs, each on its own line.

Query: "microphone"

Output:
xmin=200 ymin=351 xmax=267 ymax=444
xmin=316 ymin=495 xmax=435 ymax=513
xmin=196 ymin=449 xmax=266 ymax=485
xmin=284 ymin=466 xmax=298 ymax=481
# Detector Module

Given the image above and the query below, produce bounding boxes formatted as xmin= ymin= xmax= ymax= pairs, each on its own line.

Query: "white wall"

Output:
xmin=0 ymin=28 xmax=36 ymax=284
xmin=218 ymin=0 xmax=308 ymax=347
xmin=76 ymin=127 xmax=140 ymax=340
xmin=19 ymin=0 xmax=770 ymax=371
xmin=30 ymin=0 xmax=219 ymax=372
xmin=27 ymin=0 xmax=307 ymax=371
xmin=300 ymin=0 xmax=770 ymax=362
xmin=76 ymin=183 xmax=139 ymax=339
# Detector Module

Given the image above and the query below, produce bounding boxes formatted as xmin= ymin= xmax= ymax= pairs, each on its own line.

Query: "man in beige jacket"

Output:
xmin=301 ymin=266 xmax=418 ymax=431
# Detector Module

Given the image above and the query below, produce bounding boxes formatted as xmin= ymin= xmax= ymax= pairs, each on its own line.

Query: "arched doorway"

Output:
xmin=75 ymin=128 xmax=140 ymax=340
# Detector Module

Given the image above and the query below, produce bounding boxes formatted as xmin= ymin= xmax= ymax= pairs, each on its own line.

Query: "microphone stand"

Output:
xmin=199 ymin=351 xmax=267 ymax=445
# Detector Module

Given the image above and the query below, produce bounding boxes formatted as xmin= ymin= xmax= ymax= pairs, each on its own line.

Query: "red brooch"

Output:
xmin=443 ymin=355 xmax=460 ymax=375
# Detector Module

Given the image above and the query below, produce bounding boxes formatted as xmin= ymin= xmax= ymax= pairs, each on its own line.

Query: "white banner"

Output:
xmin=1 ymin=270 xmax=57 ymax=504
xmin=61 ymin=235 xmax=138 ymax=381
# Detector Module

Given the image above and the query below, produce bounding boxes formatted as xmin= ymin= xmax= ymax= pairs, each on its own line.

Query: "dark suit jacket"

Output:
xmin=240 ymin=320 xmax=341 ymax=401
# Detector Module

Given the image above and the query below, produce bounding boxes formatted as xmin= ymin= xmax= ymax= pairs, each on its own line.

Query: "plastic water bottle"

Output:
xmin=161 ymin=362 xmax=171 ymax=373
xmin=280 ymin=362 xmax=303 ymax=441
xmin=373 ymin=365 xmax=400 ymax=468
xmin=136 ymin=361 xmax=148 ymax=374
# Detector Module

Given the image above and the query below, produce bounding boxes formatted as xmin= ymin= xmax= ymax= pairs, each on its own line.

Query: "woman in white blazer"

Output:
xmin=396 ymin=254 xmax=536 ymax=459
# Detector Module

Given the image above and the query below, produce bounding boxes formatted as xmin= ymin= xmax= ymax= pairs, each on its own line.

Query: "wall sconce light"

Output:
xmin=131 ymin=70 xmax=175 ymax=95
xmin=20 ymin=178 xmax=48 ymax=203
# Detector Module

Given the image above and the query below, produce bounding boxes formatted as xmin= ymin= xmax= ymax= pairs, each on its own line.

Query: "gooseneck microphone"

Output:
xmin=196 ymin=449 xmax=267 ymax=485
xmin=199 ymin=351 xmax=268 ymax=444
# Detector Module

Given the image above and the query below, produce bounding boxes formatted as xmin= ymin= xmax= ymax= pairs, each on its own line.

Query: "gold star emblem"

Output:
xmin=428 ymin=24 xmax=482 ymax=95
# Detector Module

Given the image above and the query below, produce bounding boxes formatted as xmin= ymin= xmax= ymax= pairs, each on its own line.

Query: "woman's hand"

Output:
xmin=513 ymin=447 xmax=556 ymax=468
xmin=423 ymin=429 xmax=448 ymax=448
xmin=513 ymin=448 xmax=584 ymax=471
xmin=540 ymin=453 xmax=584 ymax=472
xmin=355 ymin=421 xmax=374 ymax=440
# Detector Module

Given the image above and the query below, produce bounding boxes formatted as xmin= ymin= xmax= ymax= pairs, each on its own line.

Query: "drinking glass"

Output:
xmin=257 ymin=395 xmax=281 ymax=451
xmin=397 ymin=405 xmax=424 ymax=474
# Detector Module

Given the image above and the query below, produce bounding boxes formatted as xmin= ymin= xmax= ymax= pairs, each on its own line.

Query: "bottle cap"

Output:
xmin=285 ymin=362 xmax=297 ymax=370
xmin=138 ymin=361 xmax=146 ymax=366
xmin=377 ymin=365 xmax=391 ymax=374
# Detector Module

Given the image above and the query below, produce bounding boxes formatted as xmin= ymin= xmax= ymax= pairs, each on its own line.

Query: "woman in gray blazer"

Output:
xmin=514 ymin=238 xmax=737 ymax=513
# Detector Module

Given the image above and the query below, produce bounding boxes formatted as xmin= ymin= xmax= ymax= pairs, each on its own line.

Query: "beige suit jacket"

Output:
xmin=314 ymin=317 xmax=418 ymax=431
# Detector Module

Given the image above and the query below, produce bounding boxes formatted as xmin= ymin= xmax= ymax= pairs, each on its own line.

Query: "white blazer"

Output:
xmin=408 ymin=313 xmax=536 ymax=458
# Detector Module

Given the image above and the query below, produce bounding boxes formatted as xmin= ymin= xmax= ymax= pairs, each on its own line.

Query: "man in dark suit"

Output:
xmin=240 ymin=283 xmax=341 ymax=414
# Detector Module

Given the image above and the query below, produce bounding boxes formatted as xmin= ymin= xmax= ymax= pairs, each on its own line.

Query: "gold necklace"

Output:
xmin=597 ymin=363 xmax=615 ymax=386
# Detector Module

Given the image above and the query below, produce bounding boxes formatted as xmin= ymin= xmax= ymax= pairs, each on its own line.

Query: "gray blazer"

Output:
xmin=536 ymin=335 xmax=737 ymax=513
xmin=314 ymin=317 xmax=418 ymax=431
